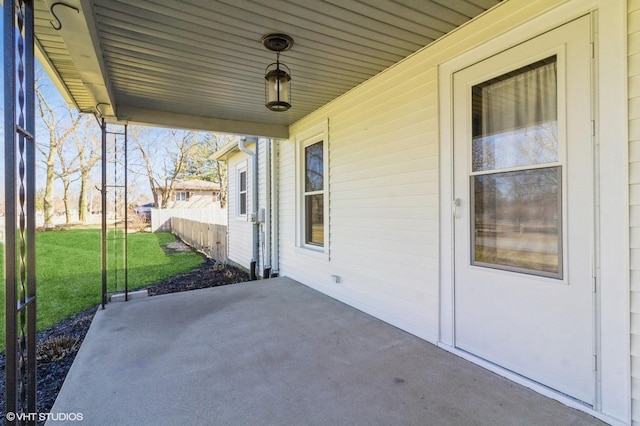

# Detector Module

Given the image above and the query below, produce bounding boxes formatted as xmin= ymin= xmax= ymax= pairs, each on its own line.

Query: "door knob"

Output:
xmin=453 ymin=198 xmax=461 ymax=219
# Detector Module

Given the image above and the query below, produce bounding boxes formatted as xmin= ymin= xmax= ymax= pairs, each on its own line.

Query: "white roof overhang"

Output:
xmin=33 ymin=0 xmax=502 ymax=138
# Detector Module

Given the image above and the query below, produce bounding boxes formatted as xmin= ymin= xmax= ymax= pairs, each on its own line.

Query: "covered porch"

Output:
xmin=3 ymin=0 xmax=631 ymax=423
xmin=49 ymin=277 xmax=602 ymax=425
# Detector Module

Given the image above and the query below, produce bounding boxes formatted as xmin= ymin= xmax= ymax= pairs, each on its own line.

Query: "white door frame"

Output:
xmin=438 ymin=1 xmax=628 ymax=423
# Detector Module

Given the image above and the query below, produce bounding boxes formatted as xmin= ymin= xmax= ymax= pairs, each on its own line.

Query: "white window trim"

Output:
xmin=236 ymin=163 xmax=248 ymax=219
xmin=295 ymin=119 xmax=329 ymax=257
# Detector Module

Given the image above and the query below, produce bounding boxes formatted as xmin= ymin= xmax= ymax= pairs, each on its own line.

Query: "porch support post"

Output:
xmin=101 ymin=118 xmax=107 ymax=309
xmin=4 ymin=0 xmax=38 ymax=422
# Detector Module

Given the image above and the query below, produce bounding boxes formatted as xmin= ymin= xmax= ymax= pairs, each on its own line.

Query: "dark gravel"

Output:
xmin=0 ymin=257 xmax=249 ymax=422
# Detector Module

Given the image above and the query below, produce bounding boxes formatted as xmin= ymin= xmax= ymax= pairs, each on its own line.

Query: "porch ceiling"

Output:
xmin=34 ymin=0 xmax=501 ymax=137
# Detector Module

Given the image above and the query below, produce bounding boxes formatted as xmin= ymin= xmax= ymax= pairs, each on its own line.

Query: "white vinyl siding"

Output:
xmin=281 ymin=0 xmax=627 ymax=422
xmin=285 ymin=60 xmax=438 ymax=341
xmin=225 ymin=139 xmax=270 ymax=274
xmin=629 ymin=1 xmax=640 ymax=422
xmin=227 ymin=157 xmax=252 ymax=269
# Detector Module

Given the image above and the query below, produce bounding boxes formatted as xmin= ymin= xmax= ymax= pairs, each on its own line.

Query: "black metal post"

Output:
xmin=5 ymin=1 xmax=37 ymax=423
xmin=4 ymin=1 xmax=18 ymax=418
xmin=101 ymin=118 xmax=107 ymax=309
xmin=124 ymin=124 xmax=128 ymax=301
xmin=24 ymin=1 xmax=37 ymax=418
xmin=100 ymin=122 xmax=129 ymax=306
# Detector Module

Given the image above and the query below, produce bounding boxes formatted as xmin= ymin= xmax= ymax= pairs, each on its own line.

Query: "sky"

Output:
xmin=1 ymin=13 xmax=123 ymax=212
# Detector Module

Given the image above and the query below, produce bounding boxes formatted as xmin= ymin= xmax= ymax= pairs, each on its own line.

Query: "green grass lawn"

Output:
xmin=0 ymin=229 xmax=203 ymax=349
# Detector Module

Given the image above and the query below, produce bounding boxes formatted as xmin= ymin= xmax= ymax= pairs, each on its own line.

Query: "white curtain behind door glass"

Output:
xmin=472 ymin=58 xmax=558 ymax=172
xmin=471 ymin=58 xmax=562 ymax=277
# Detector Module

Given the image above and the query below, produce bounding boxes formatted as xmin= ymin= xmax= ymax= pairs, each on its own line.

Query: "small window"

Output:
xmin=238 ymin=169 xmax=247 ymax=216
xmin=175 ymin=191 xmax=188 ymax=201
xmin=304 ymin=141 xmax=324 ymax=246
xmin=296 ymin=120 xmax=328 ymax=252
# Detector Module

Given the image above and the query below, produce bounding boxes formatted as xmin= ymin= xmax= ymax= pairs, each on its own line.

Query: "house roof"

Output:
xmin=173 ymin=179 xmax=221 ymax=191
xmin=211 ymin=139 xmax=242 ymax=161
xmin=33 ymin=0 xmax=501 ymax=138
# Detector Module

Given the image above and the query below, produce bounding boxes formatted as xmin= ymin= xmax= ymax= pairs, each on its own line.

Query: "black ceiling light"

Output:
xmin=262 ymin=33 xmax=293 ymax=112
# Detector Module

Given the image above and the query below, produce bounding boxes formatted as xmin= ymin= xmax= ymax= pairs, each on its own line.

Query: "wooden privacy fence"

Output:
xmin=171 ymin=217 xmax=228 ymax=262
xmin=152 ymin=207 xmax=227 ymax=232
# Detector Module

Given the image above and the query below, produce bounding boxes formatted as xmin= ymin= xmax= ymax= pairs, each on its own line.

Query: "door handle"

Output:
xmin=453 ymin=198 xmax=461 ymax=219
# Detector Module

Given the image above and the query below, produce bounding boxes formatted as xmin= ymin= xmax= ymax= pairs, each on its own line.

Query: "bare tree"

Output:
xmin=55 ymin=145 xmax=80 ymax=224
xmin=130 ymin=127 xmax=198 ymax=209
xmin=76 ymin=122 xmax=101 ymax=222
xmin=35 ymin=80 xmax=84 ymax=227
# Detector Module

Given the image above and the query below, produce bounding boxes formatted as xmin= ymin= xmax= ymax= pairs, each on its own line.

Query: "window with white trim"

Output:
xmin=304 ymin=141 xmax=324 ymax=246
xmin=296 ymin=120 xmax=328 ymax=252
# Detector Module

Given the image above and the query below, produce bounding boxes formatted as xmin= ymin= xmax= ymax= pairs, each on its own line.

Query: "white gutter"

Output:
xmin=271 ymin=139 xmax=280 ymax=276
xmin=264 ymin=139 xmax=272 ymax=275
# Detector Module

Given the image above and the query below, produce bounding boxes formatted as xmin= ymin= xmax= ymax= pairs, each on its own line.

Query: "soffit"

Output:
xmin=33 ymin=0 xmax=502 ymax=137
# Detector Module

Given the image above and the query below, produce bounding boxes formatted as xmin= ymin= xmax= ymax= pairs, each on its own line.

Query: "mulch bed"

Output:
xmin=0 ymin=257 xmax=249 ymax=422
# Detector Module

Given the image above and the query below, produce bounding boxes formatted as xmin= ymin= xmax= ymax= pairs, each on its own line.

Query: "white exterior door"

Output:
xmin=453 ymin=16 xmax=594 ymax=404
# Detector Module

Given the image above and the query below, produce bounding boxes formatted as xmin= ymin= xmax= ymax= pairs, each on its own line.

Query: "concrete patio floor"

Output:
xmin=49 ymin=277 xmax=604 ymax=425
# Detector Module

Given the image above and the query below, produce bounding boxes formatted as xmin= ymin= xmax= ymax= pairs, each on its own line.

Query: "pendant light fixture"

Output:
xmin=262 ymin=33 xmax=294 ymax=112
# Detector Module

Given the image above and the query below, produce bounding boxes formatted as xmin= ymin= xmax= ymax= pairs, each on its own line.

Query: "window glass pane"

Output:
xmin=240 ymin=193 xmax=247 ymax=215
xmin=239 ymin=171 xmax=247 ymax=192
xmin=305 ymin=142 xmax=323 ymax=192
xmin=472 ymin=57 xmax=558 ymax=172
xmin=305 ymin=194 xmax=324 ymax=246
xmin=472 ymin=167 xmax=561 ymax=277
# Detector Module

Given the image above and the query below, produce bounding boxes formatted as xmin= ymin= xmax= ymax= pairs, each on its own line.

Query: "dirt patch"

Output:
xmin=147 ymin=258 xmax=249 ymax=296
xmin=162 ymin=240 xmax=195 ymax=254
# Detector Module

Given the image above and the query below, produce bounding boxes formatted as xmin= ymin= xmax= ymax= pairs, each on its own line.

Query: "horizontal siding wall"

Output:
xmin=283 ymin=55 xmax=439 ymax=340
xmin=225 ymin=139 xmax=270 ymax=274
xmin=227 ymin=153 xmax=252 ymax=270
xmin=284 ymin=0 xmax=571 ymax=343
xmin=630 ymin=0 xmax=640 ymax=422
xmin=277 ymin=138 xmax=296 ymax=278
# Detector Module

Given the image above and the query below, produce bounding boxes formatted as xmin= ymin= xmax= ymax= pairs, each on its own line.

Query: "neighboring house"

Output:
xmin=158 ymin=179 xmax=221 ymax=209
xmin=214 ymin=2 xmax=629 ymax=423
xmin=149 ymin=180 xmax=227 ymax=232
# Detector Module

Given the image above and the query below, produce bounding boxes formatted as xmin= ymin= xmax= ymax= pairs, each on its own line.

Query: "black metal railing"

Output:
xmin=101 ymin=120 xmax=129 ymax=308
xmin=4 ymin=1 xmax=37 ymax=424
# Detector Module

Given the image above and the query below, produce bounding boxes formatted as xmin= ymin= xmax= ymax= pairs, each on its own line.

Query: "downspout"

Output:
xmin=239 ymin=137 xmax=259 ymax=280
xmin=263 ymin=139 xmax=272 ymax=278
xmin=271 ymin=139 xmax=280 ymax=277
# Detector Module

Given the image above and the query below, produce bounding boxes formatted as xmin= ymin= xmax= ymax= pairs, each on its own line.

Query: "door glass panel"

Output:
xmin=472 ymin=56 xmax=558 ymax=172
xmin=472 ymin=167 xmax=562 ymax=278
